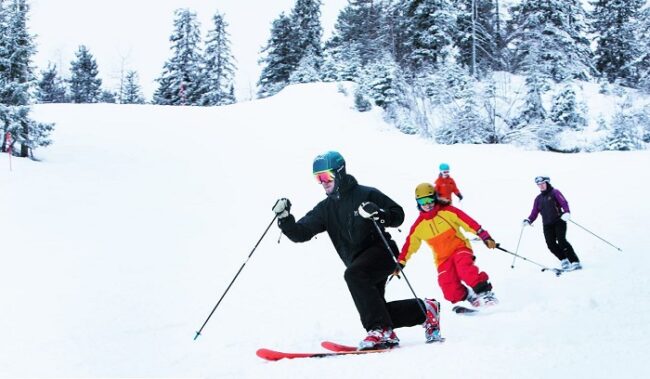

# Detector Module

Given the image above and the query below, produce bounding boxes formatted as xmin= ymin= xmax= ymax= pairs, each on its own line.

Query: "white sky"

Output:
xmin=29 ymin=0 xmax=348 ymax=101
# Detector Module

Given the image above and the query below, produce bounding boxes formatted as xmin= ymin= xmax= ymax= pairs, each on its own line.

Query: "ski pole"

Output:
xmin=569 ymin=219 xmax=622 ymax=252
xmin=194 ymin=214 xmax=278 ymax=340
xmin=495 ymin=245 xmax=563 ymax=277
xmin=371 ymin=219 xmax=428 ymax=318
xmin=510 ymin=224 xmax=526 ymax=269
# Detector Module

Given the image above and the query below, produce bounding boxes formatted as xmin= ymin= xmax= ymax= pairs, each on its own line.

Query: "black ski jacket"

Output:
xmin=278 ymin=174 xmax=404 ymax=267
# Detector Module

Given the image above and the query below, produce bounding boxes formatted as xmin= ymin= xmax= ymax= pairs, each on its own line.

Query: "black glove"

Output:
xmin=457 ymin=193 xmax=463 ymax=201
xmin=522 ymin=219 xmax=531 ymax=227
xmin=358 ymin=201 xmax=381 ymax=220
xmin=272 ymin=198 xmax=291 ymax=219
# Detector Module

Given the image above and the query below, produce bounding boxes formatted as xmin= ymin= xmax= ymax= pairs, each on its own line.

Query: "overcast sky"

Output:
xmin=29 ymin=0 xmax=348 ymax=101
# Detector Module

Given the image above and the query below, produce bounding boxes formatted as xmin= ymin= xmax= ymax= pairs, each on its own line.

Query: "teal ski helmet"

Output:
xmin=313 ymin=151 xmax=346 ymax=176
xmin=439 ymin=163 xmax=450 ymax=171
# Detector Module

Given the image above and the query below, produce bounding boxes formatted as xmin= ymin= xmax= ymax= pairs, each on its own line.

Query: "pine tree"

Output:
xmin=398 ymin=0 xmax=456 ymax=71
xmin=632 ymin=8 xmax=650 ymax=92
xmin=325 ymin=0 xmax=388 ymax=79
xmin=37 ymin=63 xmax=67 ymax=103
xmin=154 ymin=8 xmax=204 ymax=105
xmin=0 ymin=0 xmax=54 ymax=157
xmin=121 ymin=70 xmax=145 ymax=104
xmin=257 ymin=13 xmax=295 ymax=98
xmin=68 ymin=45 xmax=102 ymax=103
xmin=200 ymin=11 xmax=236 ymax=106
xmin=550 ymin=84 xmax=587 ymax=131
xmin=508 ymin=0 xmax=593 ymax=82
xmin=591 ymin=0 xmax=645 ymax=85
xmin=290 ymin=0 xmax=323 ymax=81
xmin=604 ymin=100 xmax=646 ymax=150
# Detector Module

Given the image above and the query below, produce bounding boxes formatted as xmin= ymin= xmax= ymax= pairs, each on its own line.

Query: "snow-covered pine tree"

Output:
xmin=633 ymin=8 xmax=650 ymax=93
xmin=603 ymin=100 xmax=647 ymax=151
xmin=507 ymin=44 xmax=557 ymax=149
xmin=200 ymin=11 xmax=236 ymax=106
xmin=550 ymin=83 xmax=587 ymax=131
xmin=398 ymin=0 xmax=456 ymax=71
xmin=508 ymin=0 xmax=593 ymax=82
xmin=257 ymin=13 xmax=295 ymax=98
xmin=121 ymin=70 xmax=145 ymax=104
xmin=68 ymin=45 xmax=102 ymax=103
xmin=591 ymin=0 xmax=645 ymax=86
xmin=289 ymin=46 xmax=322 ymax=83
xmin=154 ymin=8 xmax=204 ymax=105
xmin=37 ymin=63 xmax=67 ymax=103
xmin=357 ymin=53 xmax=400 ymax=110
xmin=289 ymin=0 xmax=323 ymax=83
xmin=325 ymin=0 xmax=389 ymax=80
xmin=0 ymin=0 xmax=54 ymax=157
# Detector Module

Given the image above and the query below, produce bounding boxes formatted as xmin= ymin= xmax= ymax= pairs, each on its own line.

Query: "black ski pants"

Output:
xmin=543 ymin=220 xmax=580 ymax=263
xmin=344 ymin=243 xmax=427 ymax=331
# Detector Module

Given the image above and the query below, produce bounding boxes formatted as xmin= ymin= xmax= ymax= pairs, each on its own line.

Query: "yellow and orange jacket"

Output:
xmin=434 ymin=175 xmax=461 ymax=202
xmin=398 ymin=204 xmax=491 ymax=268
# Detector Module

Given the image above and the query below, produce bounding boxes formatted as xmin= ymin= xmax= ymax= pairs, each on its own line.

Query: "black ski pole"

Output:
xmin=569 ymin=219 xmax=622 ymax=252
xmin=510 ymin=224 xmax=526 ymax=269
xmin=194 ymin=214 xmax=278 ymax=340
xmin=371 ymin=219 xmax=428 ymax=318
xmin=495 ymin=245 xmax=563 ymax=277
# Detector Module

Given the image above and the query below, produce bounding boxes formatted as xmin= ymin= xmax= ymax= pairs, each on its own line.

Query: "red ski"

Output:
xmin=321 ymin=341 xmax=357 ymax=352
xmin=256 ymin=344 xmax=392 ymax=361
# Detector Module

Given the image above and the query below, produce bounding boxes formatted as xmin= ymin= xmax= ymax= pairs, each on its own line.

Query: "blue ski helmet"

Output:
xmin=534 ymin=176 xmax=550 ymax=184
xmin=313 ymin=151 xmax=346 ymax=175
xmin=439 ymin=163 xmax=450 ymax=171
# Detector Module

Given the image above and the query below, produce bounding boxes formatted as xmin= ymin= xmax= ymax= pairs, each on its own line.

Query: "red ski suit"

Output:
xmin=399 ymin=204 xmax=491 ymax=303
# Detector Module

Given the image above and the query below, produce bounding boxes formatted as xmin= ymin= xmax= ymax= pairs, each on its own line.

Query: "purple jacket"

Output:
xmin=527 ymin=187 xmax=570 ymax=226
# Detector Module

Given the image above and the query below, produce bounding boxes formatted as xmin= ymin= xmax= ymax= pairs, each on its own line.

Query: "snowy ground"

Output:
xmin=1 ymin=82 xmax=649 ymax=378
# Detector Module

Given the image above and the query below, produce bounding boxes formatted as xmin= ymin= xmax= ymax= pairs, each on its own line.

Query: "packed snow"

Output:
xmin=1 ymin=82 xmax=648 ymax=378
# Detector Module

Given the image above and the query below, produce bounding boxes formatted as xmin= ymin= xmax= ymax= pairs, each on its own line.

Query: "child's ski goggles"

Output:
xmin=416 ymin=197 xmax=435 ymax=206
xmin=314 ymin=169 xmax=335 ymax=184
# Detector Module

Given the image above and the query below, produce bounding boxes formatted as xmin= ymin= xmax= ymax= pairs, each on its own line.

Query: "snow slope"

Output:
xmin=1 ymin=82 xmax=649 ymax=378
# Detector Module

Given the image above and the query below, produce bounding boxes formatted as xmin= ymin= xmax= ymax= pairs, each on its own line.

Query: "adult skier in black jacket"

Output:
xmin=272 ymin=151 xmax=443 ymax=350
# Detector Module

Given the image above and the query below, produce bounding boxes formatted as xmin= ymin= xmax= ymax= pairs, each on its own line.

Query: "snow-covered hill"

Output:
xmin=1 ymin=82 xmax=648 ymax=378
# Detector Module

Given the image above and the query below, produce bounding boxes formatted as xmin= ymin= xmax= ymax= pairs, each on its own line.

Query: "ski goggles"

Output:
xmin=535 ymin=176 xmax=550 ymax=184
xmin=314 ymin=169 xmax=335 ymax=184
xmin=416 ymin=197 xmax=435 ymax=206
xmin=441 ymin=170 xmax=450 ymax=175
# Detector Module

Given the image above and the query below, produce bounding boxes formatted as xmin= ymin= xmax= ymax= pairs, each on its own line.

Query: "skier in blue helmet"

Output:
xmin=271 ymin=151 xmax=444 ymax=350
xmin=312 ymin=151 xmax=347 ymax=199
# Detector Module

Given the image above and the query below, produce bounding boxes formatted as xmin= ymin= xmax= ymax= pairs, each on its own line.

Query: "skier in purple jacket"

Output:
xmin=523 ymin=176 xmax=582 ymax=271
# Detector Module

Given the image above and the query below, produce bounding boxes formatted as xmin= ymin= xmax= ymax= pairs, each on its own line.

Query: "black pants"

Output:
xmin=344 ymin=243 xmax=427 ymax=331
xmin=543 ymin=221 xmax=580 ymax=263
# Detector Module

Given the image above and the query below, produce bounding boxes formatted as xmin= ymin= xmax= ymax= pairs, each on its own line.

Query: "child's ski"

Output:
xmin=452 ymin=305 xmax=479 ymax=314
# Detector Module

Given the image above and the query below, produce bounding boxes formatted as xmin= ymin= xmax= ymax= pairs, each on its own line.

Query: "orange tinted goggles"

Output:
xmin=314 ymin=170 xmax=335 ymax=184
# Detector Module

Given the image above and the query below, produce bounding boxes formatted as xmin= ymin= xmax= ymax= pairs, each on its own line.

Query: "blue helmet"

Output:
xmin=313 ymin=151 xmax=346 ymax=175
xmin=439 ymin=163 xmax=450 ymax=171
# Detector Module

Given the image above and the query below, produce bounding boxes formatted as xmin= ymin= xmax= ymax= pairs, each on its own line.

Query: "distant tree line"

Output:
xmin=257 ymin=0 xmax=650 ymax=151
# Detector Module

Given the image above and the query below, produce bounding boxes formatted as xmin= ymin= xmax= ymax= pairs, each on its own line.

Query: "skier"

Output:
xmin=523 ymin=176 xmax=582 ymax=271
xmin=272 ymin=151 xmax=443 ymax=350
xmin=434 ymin=163 xmax=463 ymax=204
xmin=397 ymin=183 xmax=499 ymax=308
